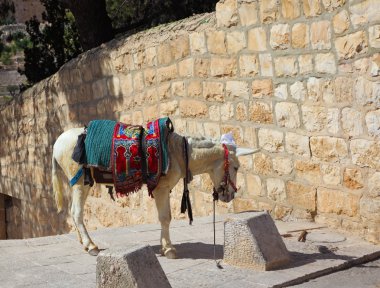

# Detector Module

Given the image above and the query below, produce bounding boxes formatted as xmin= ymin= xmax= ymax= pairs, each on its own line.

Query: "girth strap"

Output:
xmin=180 ymin=137 xmax=193 ymax=225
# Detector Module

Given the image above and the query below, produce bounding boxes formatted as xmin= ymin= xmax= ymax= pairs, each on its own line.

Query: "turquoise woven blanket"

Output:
xmin=85 ymin=120 xmax=116 ymax=170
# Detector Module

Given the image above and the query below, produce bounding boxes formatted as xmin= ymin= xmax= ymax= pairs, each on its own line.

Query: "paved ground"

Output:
xmin=0 ymin=213 xmax=379 ymax=288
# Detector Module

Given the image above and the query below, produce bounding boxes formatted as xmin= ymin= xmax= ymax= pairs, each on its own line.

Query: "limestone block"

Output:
xmin=315 ymin=53 xmax=336 ymax=74
xmin=179 ymin=99 xmax=208 ymax=118
xmin=343 ymin=168 xmax=364 ymax=190
xmin=290 ymin=81 xmax=306 ymax=101
xmin=171 ymin=81 xmax=186 ymax=97
xmin=204 ymin=122 xmax=220 ymax=139
xmin=311 ymin=21 xmax=331 ymax=50
xmin=226 ymin=81 xmax=250 ymax=99
xmin=349 ymin=0 xmax=380 ymax=28
xmin=360 ymin=197 xmax=380 ymax=221
xmin=258 ymin=128 xmax=284 ymax=152
xmin=236 ymin=102 xmax=248 ymax=121
xmin=322 ymin=0 xmax=345 ymax=11
xmin=294 ymin=160 xmax=321 ymax=185
xmin=333 ymin=10 xmax=350 ymax=34
xmin=335 ymin=31 xmax=368 ymax=60
xmin=246 ymin=173 xmax=263 ymax=197
xmin=350 ymin=139 xmax=380 ymax=169
xmin=321 ymin=164 xmax=341 ymax=185
xmin=143 ymin=68 xmax=156 ymax=86
xmin=270 ymin=24 xmax=290 ymax=50
xmin=368 ymin=172 xmax=380 ymax=197
xmin=194 ymin=58 xmax=210 ymax=78
xmin=172 ymin=35 xmax=190 ymax=60
xmin=281 ymin=0 xmax=300 ymax=19
xmin=223 ymin=212 xmax=290 ymax=270
xmin=354 ymin=77 xmax=378 ymax=106
xmin=285 ymin=132 xmax=310 ymax=157
xmin=302 ymin=106 xmax=327 ymax=132
xmin=275 ymin=102 xmax=300 ymax=128
xmin=299 ymin=54 xmax=313 ymax=74
xmin=317 ymin=188 xmax=360 ymax=217
xmin=189 ymin=32 xmax=207 ymax=54
xmin=286 ymin=181 xmax=316 ymax=211
xmin=274 ymin=56 xmax=297 ymax=77
xmin=341 ymin=108 xmax=363 ymax=137
xmin=239 ymin=2 xmax=258 ymax=26
xmin=303 ymin=0 xmax=322 ymax=17
xmin=327 ymin=108 xmax=340 ymax=134
xmin=267 ymin=178 xmax=286 ymax=202
xmin=371 ymin=54 xmax=380 ymax=76
xmin=248 ymin=27 xmax=267 ymax=51
xmin=292 ymin=23 xmax=309 ymax=49
xmin=209 ymin=105 xmax=220 ymax=121
xmin=253 ymin=153 xmax=273 ymax=175
xmin=369 ymin=25 xmax=380 ymax=48
xmin=207 ymin=30 xmax=227 ymax=54
xmin=160 ymin=101 xmax=178 ymax=116
xmin=334 ymin=77 xmax=354 ymax=103
xmin=178 ymin=58 xmax=193 ymax=78
xmin=203 ymin=81 xmax=225 ymax=102
xmin=259 ymin=53 xmax=274 ymax=76
xmin=145 ymin=46 xmax=157 ymax=67
xmin=365 ymin=109 xmax=380 ymax=138
xmin=310 ymin=136 xmax=348 ymax=162
xmin=260 ymin=0 xmax=279 ymax=23
xmin=273 ymin=156 xmax=293 ymax=176
xmin=157 ymin=64 xmax=177 ymax=83
xmin=96 ymin=245 xmax=171 ymax=288
xmin=221 ymin=102 xmax=234 ymax=121
xmin=252 ymin=79 xmax=273 ymax=98
xmin=210 ymin=57 xmax=237 ymax=77
xmin=216 ymin=0 xmax=238 ymax=28
xmin=157 ymin=83 xmax=171 ymax=100
xmin=239 ymin=54 xmax=259 ymax=77
xmin=275 ymin=83 xmax=288 ymax=100
xmin=157 ymin=42 xmax=174 ymax=65
xmin=249 ymin=101 xmax=273 ymax=124
xmin=188 ymin=80 xmax=202 ymax=98
xmin=226 ymin=31 xmax=246 ymax=54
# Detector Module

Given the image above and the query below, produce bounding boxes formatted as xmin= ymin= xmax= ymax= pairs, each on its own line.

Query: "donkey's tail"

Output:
xmin=52 ymin=154 xmax=63 ymax=213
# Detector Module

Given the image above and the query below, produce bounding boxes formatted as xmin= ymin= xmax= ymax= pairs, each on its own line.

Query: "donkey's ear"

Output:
xmin=236 ymin=147 xmax=260 ymax=157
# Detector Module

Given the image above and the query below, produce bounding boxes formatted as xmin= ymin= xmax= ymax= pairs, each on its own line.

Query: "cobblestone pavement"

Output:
xmin=0 ymin=214 xmax=379 ymax=288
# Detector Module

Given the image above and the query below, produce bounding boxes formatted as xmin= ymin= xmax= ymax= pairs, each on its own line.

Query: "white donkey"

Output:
xmin=52 ymin=127 xmax=257 ymax=258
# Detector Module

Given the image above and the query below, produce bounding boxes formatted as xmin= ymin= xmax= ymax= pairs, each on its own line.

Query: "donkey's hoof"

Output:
xmin=88 ymin=247 xmax=100 ymax=256
xmin=164 ymin=248 xmax=177 ymax=259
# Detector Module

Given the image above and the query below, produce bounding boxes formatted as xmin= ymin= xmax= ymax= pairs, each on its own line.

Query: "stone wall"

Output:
xmin=0 ymin=0 xmax=379 ymax=243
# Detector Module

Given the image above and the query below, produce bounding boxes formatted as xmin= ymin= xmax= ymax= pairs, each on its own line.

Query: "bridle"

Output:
xmin=212 ymin=144 xmax=238 ymax=201
xmin=212 ymin=143 xmax=238 ymax=270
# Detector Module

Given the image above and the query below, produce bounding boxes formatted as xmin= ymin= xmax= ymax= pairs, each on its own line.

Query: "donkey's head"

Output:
xmin=209 ymin=133 xmax=258 ymax=203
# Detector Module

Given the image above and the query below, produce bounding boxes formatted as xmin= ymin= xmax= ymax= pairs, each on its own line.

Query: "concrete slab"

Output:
xmin=0 ymin=214 xmax=379 ymax=288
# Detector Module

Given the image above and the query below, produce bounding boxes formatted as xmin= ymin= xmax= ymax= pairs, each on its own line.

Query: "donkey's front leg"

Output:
xmin=154 ymin=188 xmax=176 ymax=259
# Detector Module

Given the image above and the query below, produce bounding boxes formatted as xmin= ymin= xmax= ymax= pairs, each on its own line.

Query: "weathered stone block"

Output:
xmin=311 ymin=21 xmax=331 ymax=50
xmin=207 ymin=30 xmax=227 ymax=54
xmin=299 ymin=54 xmax=313 ymax=74
xmin=286 ymin=181 xmax=316 ymax=211
xmin=317 ymin=188 xmax=360 ymax=217
xmin=270 ymin=24 xmax=290 ymax=50
xmin=236 ymin=102 xmax=248 ymax=121
xmin=210 ymin=57 xmax=237 ymax=77
xmin=246 ymin=173 xmax=263 ymax=197
xmin=365 ymin=109 xmax=380 ymax=138
xmin=303 ymin=0 xmax=321 ymax=17
xmin=252 ymin=79 xmax=273 ymax=98
xmin=248 ymin=27 xmax=267 ymax=51
xmin=273 ymin=156 xmax=293 ymax=176
xmin=189 ymin=32 xmax=207 ymax=54
xmin=260 ymin=0 xmax=279 ymax=23
xmin=285 ymin=132 xmax=310 ymax=157
xmin=369 ymin=25 xmax=380 ymax=48
xmin=342 ymin=108 xmax=363 ymax=137
xmin=350 ymin=139 xmax=380 ymax=169
xmin=226 ymin=31 xmax=246 ymax=54
xmin=343 ymin=168 xmax=364 ymax=190
xmin=349 ymin=0 xmax=380 ymax=28
xmin=267 ymin=178 xmax=286 ymax=202
xmin=259 ymin=53 xmax=274 ymax=76
xmin=179 ymin=99 xmax=208 ymax=118
xmin=249 ymin=101 xmax=273 ymax=124
xmin=258 ymin=128 xmax=284 ymax=152
xmin=203 ymin=81 xmax=225 ymax=102
xmin=333 ymin=10 xmax=350 ymax=34
xmin=96 ymin=245 xmax=171 ymax=288
xmin=239 ymin=2 xmax=258 ymax=26
xmin=315 ymin=53 xmax=336 ymax=74
xmin=239 ymin=54 xmax=259 ymax=77
xmin=226 ymin=81 xmax=249 ymax=99
xmin=274 ymin=56 xmax=297 ymax=77
xmin=302 ymin=106 xmax=327 ymax=132
xmin=292 ymin=23 xmax=309 ymax=49
xmin=275 ymin=102 xmax=300 ymax=128
xmin=322 ymin=0 xmax=345 ymax=11
xmin=253 ymin=153 xmax=273 ymax=175
xmin=223 ymin=212 xmax=290 ymax=270
xmin=310 ymin=136 xmax=348 ymax=162
xmin=290 ymin=81 xmax=306 ymax=101
xmin=216 ymin=0 xmax=238 ymax=28
xmin=335 ymin=31 xmax=368 ymax=60
xmin=321 ymin=164 xmax=341 ymax=185
xmin=281 ymin=0 xmax=300 ymax=19
xmin=294 ymin=160 xmax=321 ymax=185
xmin=274 ymin=83 xmax=288 ymax=100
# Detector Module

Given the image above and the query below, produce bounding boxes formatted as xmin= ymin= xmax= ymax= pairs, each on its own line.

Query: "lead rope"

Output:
xmin=213 ymin=189 xmax=223 ymax=269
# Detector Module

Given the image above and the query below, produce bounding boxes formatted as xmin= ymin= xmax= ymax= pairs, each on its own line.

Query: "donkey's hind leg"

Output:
xmin=71 ymin=183 xmax=99 ymax=256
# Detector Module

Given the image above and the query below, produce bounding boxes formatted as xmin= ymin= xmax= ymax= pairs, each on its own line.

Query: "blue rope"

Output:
xmin=70 ymin=168 xmax=83 ymax=187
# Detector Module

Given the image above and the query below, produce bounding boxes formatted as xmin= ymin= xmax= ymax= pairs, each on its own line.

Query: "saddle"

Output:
xmin=72 ymin=117 xmax=173 ymax=197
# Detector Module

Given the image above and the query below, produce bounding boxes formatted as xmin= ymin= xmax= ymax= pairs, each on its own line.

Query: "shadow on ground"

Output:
xmin=152 ymin=242 xmax=223 ymax=260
